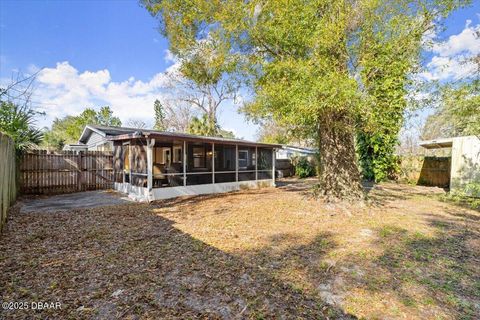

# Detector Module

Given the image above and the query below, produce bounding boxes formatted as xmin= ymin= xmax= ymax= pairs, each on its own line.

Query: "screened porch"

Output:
xmin=111 ymin=132 xmax=277 ymax=201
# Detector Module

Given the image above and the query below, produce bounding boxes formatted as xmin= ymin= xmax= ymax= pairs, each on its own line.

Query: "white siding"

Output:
xmin=84 ymin=132 xmax=112 ymax=151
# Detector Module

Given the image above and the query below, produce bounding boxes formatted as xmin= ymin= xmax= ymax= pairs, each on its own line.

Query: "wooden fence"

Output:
xmin=276 ymin=159 xmax=294 ymax=177
xmin=418 ymin=157 xmax=451 ymax=188
xmin=20 ymin=150 xmax=120 ymax=195
xmin=0 ymin=132 xmax=17 ymax=231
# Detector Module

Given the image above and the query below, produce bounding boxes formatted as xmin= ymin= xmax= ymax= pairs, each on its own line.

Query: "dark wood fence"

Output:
xmin=20 ymin=150 xmax=120 ymax=195
xmin=0 ymin=132 xmax=17 ymax=231
xmin=276 ymin=159 xmax=294 ymax=178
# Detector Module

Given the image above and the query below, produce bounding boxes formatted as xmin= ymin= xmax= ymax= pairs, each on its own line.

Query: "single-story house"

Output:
xmin=420 ymin=135 xmax=480 ymax=196
xmin=276 ymin=145 xmax=317 ymax=160
xmin=64 ymin=125 xmax=140 ymax=151
xmin=102 ymin=128 xmax=280 ymax=201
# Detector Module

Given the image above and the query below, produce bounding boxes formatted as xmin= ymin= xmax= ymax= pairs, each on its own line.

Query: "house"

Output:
xmin=62 ymin=143 xmax=88 ymax=152
xmin=64 ymin=126 xmax=277 ymax=201
xmin=276 ymin=145 xmax=317 ymax=161
xmin=419 ymin=135 xmax=480 ymax=196
xmin=63 ymin=125 xmax=139 ymax=151
xmin=275 ymin=145 xmax=317 ymax=177
xmin=63 ymin=125 xmax=279 ymax=201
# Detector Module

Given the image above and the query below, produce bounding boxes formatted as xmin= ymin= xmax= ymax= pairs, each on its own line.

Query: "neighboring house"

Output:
xmin=276 ymin=145 xmax=317 ymax=160
xmin=275 ymin=145 xmax=317 ymax=178
xmin=62 ymin=144 xmax=88 ymax=152
xmin=420 ymin=135 xmax=480 ymax=196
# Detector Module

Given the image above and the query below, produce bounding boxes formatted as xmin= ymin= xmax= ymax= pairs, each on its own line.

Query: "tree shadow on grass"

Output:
xmin=230 ymin=202 xmax=479 ymax=319
xmin=0 ymin=204 xmax=356 ymax=319
xmin=337 ymin=216 xmax=480 ymax=319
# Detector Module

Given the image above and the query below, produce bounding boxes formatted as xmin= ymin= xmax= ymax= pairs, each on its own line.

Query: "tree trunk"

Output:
xmin=317 ymin=111 xmax=364 ymax=201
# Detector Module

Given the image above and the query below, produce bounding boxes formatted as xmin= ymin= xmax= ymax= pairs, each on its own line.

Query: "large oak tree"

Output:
xmin=144 ymin=0 xmax=463 ymax=200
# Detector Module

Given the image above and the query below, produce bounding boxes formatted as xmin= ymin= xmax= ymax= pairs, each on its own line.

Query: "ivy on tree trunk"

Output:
xmin=318 ymin=112 xmax=364 ymax=200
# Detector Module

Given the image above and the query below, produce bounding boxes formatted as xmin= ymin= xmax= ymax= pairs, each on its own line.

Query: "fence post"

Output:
xmin=77 ymin=151 xmax=83 ymax=191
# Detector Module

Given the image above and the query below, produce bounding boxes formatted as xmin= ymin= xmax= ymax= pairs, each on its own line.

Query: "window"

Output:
xmin=238 ymin=150 xmax=248 ymax=169
xmin=173 ymin=146 xmax=182 ymax=163
xmin=193 ymin=147 xmax=205 ymax=168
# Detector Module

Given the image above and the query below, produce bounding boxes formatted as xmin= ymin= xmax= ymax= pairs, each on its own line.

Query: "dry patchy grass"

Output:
xmin=1 ymin=178 xmax=479 ymax=319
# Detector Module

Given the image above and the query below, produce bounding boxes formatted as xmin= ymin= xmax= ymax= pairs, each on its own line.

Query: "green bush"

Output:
xmin=443 ymin=182 xmax=480 ymax=210
xmin=295 ymin=157 xmax=316 ymax=178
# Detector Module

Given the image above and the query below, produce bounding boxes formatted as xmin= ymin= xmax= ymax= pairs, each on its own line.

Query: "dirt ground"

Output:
xmin=1 ymin=178 xmax=479 ymax=319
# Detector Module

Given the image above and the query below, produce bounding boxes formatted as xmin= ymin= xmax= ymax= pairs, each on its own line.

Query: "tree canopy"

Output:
xmin=43 ymin=106 xmax=121 ymax=150
xmin=423 ymin=55 xmax=480 ymax=139
xmin=153 ymin=99 xmax=167 ymax=131
xmin=0 ymin=74 xmax=43 ymax=153
xmin=144 ymin=0 xmax=464 ymax=200
xmin=187 ymin=114 xmax=235 ymax=138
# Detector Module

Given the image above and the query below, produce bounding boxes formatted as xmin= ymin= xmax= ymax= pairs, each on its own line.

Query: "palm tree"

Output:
xmin=0 ymin=100 xmax=43 ymax=153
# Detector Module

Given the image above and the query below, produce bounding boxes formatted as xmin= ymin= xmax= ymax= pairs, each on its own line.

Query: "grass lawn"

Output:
xmin=1 ymin=178 xmax=479 ymax=319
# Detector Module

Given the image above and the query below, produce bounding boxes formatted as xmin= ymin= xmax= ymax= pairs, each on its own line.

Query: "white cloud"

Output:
xmin=421 ymin=19 xmax=480 ymax=81
xmin=1 ymin=47 xmax=261 ymax=139
xmin=420 ymin=55 xmax=477 ymax=81
xmin=164 ymin=49 xmax=178 ymax=64
xmin=28 ymin=61 xmax=176 ymax=127
xmin=431 ymin=20 xmax=480 ymax=57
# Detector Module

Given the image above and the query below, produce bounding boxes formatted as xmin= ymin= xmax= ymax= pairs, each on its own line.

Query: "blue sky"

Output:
xmin=0 ymin=0 xmax=479 ymax=141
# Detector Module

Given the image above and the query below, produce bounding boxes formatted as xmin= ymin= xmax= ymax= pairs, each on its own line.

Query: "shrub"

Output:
xmin=443 ymin=182 xmax=480 ymax=210
xmin=295 ymin=157 xmax=316 ymax=178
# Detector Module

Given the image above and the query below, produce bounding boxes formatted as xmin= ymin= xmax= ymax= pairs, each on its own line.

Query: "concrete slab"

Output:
xmin=20 ymin=190 xmax=131 ymax=213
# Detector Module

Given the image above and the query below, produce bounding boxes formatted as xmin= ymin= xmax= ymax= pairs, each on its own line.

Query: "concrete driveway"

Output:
xmin=20 ymin=190 xmax=131 ymax=213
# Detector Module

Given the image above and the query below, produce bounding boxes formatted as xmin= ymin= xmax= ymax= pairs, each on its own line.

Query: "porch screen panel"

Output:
xmin=257 ymin=147 xmax=273 ymax=180
xmin=186 ymin=173 xmax=213 ymax=185
xmin=238 ymin=146 xmax=256 ymax=181
xmin=186 ymin=142 xmax=213 ymax=185
xmin=152 ymin=142 xmax=184 ymax=188
xmin=186 ymin=143 xmax=212 ymax=173
xmin=113 ymin=143 xmax=124 ymax=183
xmin=131 ymin=143 xmax=147 ymax=187
xmin=153 ymin=175 xmax=183 ymax=188
xmin=214 ymin=144 xmax=236 ymax=183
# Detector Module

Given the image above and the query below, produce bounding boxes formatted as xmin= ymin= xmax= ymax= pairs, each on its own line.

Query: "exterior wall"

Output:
xmin=450 ymin=136 xmax=480 ymax=195
xmin=114 ymin=179 xmax=274 ymax=202
xmin=95 ymin=141 xmax=114 ymax=151
xmin=85 ymin=131 xmax=107 ymax=149
xmin=82 ymin=131 xmax=114 ymax=151
xmin=152 ymin=179 xmax=274 ymax=200
xmin=114 ymin=182 xmax=149 ymax=202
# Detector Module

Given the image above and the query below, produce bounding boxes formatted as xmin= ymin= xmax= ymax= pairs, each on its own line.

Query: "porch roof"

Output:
xmin=108 ymin=130 xmax=281 ymax=148
xmin=419 ymin=137 xmax=454 ymax=149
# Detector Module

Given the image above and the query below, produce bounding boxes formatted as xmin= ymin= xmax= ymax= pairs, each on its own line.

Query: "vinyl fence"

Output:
xmin=0 ymin=132 xmax=17 ymax=231
xmin=20 ymin=150 xmax=119 ymax=195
